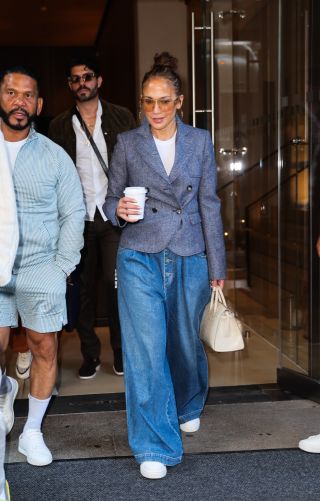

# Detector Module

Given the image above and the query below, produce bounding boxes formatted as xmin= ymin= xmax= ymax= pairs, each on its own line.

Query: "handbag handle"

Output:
xmin=210 ymin=286 xmax=228 ymax=313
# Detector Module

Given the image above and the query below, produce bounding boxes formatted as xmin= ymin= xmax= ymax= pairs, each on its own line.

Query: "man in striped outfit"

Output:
xmin=0 ymin=66 xmax=85 ymax=468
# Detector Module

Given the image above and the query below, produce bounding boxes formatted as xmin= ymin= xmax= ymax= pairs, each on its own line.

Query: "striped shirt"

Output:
xmin=12 ymin=129 xmax=85 ymax=276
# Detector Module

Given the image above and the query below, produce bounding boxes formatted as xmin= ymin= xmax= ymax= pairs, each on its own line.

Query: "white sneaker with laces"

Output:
xmin=299 ymin=434 xmax=320 ymax=453
xmin=18 ymin=430 xmax=53 ymax=466
xmin=140 ymin=461 xmax=167 ymax=479
xmin=0 ymin=377 xmax=18 ymax=435
xmin=16 ymin=351 xmax=32 ymax=380
xmin=180 ymin=418 xmax=200 ymax=433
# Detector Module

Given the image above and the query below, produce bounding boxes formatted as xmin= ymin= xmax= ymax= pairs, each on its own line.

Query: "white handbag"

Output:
xmin=200 ymin=286 xmax=244 ymax=352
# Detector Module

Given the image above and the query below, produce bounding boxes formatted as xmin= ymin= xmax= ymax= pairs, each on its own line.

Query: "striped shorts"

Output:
xmin=0 ymin=261 xmax=67 ymax=333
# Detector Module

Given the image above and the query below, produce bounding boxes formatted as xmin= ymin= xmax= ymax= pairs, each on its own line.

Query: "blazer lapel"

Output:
xmin=169 ymin=118 xmax=194 ymax=183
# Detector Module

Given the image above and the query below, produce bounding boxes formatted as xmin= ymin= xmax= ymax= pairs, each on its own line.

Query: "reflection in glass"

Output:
xmin=190 ymin=0 xmax=310 ymax=377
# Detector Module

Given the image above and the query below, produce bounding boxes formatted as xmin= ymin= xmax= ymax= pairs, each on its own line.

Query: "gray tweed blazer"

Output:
xmin=103 ymin=117 xmax=226 ymax=280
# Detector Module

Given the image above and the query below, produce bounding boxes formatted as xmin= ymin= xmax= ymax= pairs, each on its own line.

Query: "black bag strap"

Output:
xmin=74 ymin=107 xmax=109 ymax=178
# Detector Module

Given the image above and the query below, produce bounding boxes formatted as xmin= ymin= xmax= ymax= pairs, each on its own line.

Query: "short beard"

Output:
xmin=0 ymin=107 xmax=35 ymax=131
xmin=74 ymin=86 xmax=99 ymax=103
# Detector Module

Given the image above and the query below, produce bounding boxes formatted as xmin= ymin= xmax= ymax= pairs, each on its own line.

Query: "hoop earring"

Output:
xmin=139 ymin=109 xmax=143 ymax=123
xmin=178 ymin=108 xmax=184 ymax=120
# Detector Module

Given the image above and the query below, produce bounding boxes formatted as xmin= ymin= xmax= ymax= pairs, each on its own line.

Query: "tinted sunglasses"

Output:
xmin=68 ymin=72 xmax=97 ymax=84
xmin=140 ymin=97 xmax=180 ymax=111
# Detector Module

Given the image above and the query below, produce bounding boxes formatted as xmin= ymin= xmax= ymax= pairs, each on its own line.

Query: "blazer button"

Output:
xmin=152 ymin=208 xmax=158 ymax=213
xmin=176 ymin=209 xmax=182 ymax=214
xmin=187 ymin=185 xmax=192 ymax=191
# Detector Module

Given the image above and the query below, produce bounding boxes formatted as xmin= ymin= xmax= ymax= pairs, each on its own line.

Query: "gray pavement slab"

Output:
xmin=5 ymin=399 xmax=320 ymax=464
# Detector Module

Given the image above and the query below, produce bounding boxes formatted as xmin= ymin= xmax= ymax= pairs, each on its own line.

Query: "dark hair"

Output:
xmin=66 ymin=54 xmax=101 ymax=78
xmin=142 ymin=52 xmax=182 ymax=95
xmin=0 ymin=65 xmax=40 ymax=93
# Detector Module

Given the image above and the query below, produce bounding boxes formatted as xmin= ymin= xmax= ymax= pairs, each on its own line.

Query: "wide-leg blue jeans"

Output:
xmin=117 ymin=248 xmax=211 ymax=466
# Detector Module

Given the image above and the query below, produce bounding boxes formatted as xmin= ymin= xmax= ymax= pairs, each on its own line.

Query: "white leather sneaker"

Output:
xmin=0 ymin=376 xmax=18 ymax=435
xmin=180 ymin=418 xmax=200 ymax=433
xmin=18 ymin=430 xmax=53 ymax=466
xmin=140 ymin=461 xmax=167 ymax=479
xmin=299 ymin=434 xmax=320 ymax=453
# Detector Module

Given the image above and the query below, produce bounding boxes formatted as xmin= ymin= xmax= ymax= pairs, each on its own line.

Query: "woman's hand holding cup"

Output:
xmin=117 ymin=187 xmax=148 ymax=223
xmin=117 ymin=196 xmax=141 ymax=223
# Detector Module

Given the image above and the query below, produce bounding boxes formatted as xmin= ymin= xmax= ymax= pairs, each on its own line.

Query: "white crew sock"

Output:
xmin=23 ymin=394 xmax=51 ymax=434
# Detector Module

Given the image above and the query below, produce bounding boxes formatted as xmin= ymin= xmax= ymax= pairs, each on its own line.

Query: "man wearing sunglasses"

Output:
xmin=49 ymin=55 xmax=136 ymax=380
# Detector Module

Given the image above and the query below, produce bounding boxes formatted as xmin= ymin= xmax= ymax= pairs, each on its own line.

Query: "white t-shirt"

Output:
xmin=4 ymin=137 xmax=27 ymax=171
xmin=154 ymin=132 xmax=176 ymax=175
xmin=72 ymin=100 xmax=108 ymax=222
xmin=0 ymin=129 xmax=19 ymax=286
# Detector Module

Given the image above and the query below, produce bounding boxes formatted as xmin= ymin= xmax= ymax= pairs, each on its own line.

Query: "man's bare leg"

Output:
xmin=27 ymin=330 xmax=57 ymax=399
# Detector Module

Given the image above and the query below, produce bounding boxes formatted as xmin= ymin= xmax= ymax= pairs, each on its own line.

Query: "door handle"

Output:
xmin=290 ymin=137 xmax=308 ymax=145
xmin=191 ymin=12 xmax=196 ymax=128
xmin=191 ymin=12 xmax=215 ymax=143
xmin=219 ymin=147 xmax=248 ymax=156
xmin=218 ymin=10 xmax=246 ymax=20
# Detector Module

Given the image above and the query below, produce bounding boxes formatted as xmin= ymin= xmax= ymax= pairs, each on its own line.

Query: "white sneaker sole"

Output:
xmin=298 ymin=441 xmax=320 ymax=453
xmin=112 ymin=366 xmax=124 ymax=376
xmin=18 ymin=443 xmax=52 ymax=466
xmin=180 ymin=418 xmax=200 ymax=433
xmin=15 ymin=367 xmax=30 ymax=380
xmin=140 ymin=463 xmax=167 ymax=479
xmin=78 ymin=364 xmax=101 ymax=380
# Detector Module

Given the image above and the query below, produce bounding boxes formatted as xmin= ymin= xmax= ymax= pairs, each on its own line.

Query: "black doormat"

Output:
xmin=6 ymin=449 xmax=318 ymax=501
xmin=14 ymin=384 xmax=298 ymax=417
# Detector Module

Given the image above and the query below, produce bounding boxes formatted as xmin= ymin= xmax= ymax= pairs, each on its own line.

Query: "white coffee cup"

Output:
xmin=123 ymin=186 xmax=148 ymax=220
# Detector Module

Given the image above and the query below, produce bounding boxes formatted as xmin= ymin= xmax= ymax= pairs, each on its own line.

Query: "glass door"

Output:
xmin=188 ymin=0 xmax=311 ymax=383
xmin=279 ymin=0 xmax=310 ymax=374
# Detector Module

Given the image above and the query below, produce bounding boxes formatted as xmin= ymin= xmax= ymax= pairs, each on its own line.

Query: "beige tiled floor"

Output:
xmin=7 ymin=325 xmax=296 ymax=399
xmin=56 ymin=328 xmax=125 ymax=396
xmin=6 ymin=328 xmax=125 ymax=399
xmin=226 ymin=286 xmax=309 ymax=372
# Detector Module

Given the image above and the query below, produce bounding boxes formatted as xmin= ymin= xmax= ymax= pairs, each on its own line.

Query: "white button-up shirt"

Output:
xmin=72 ymin=101 xmax=108 ymax=221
